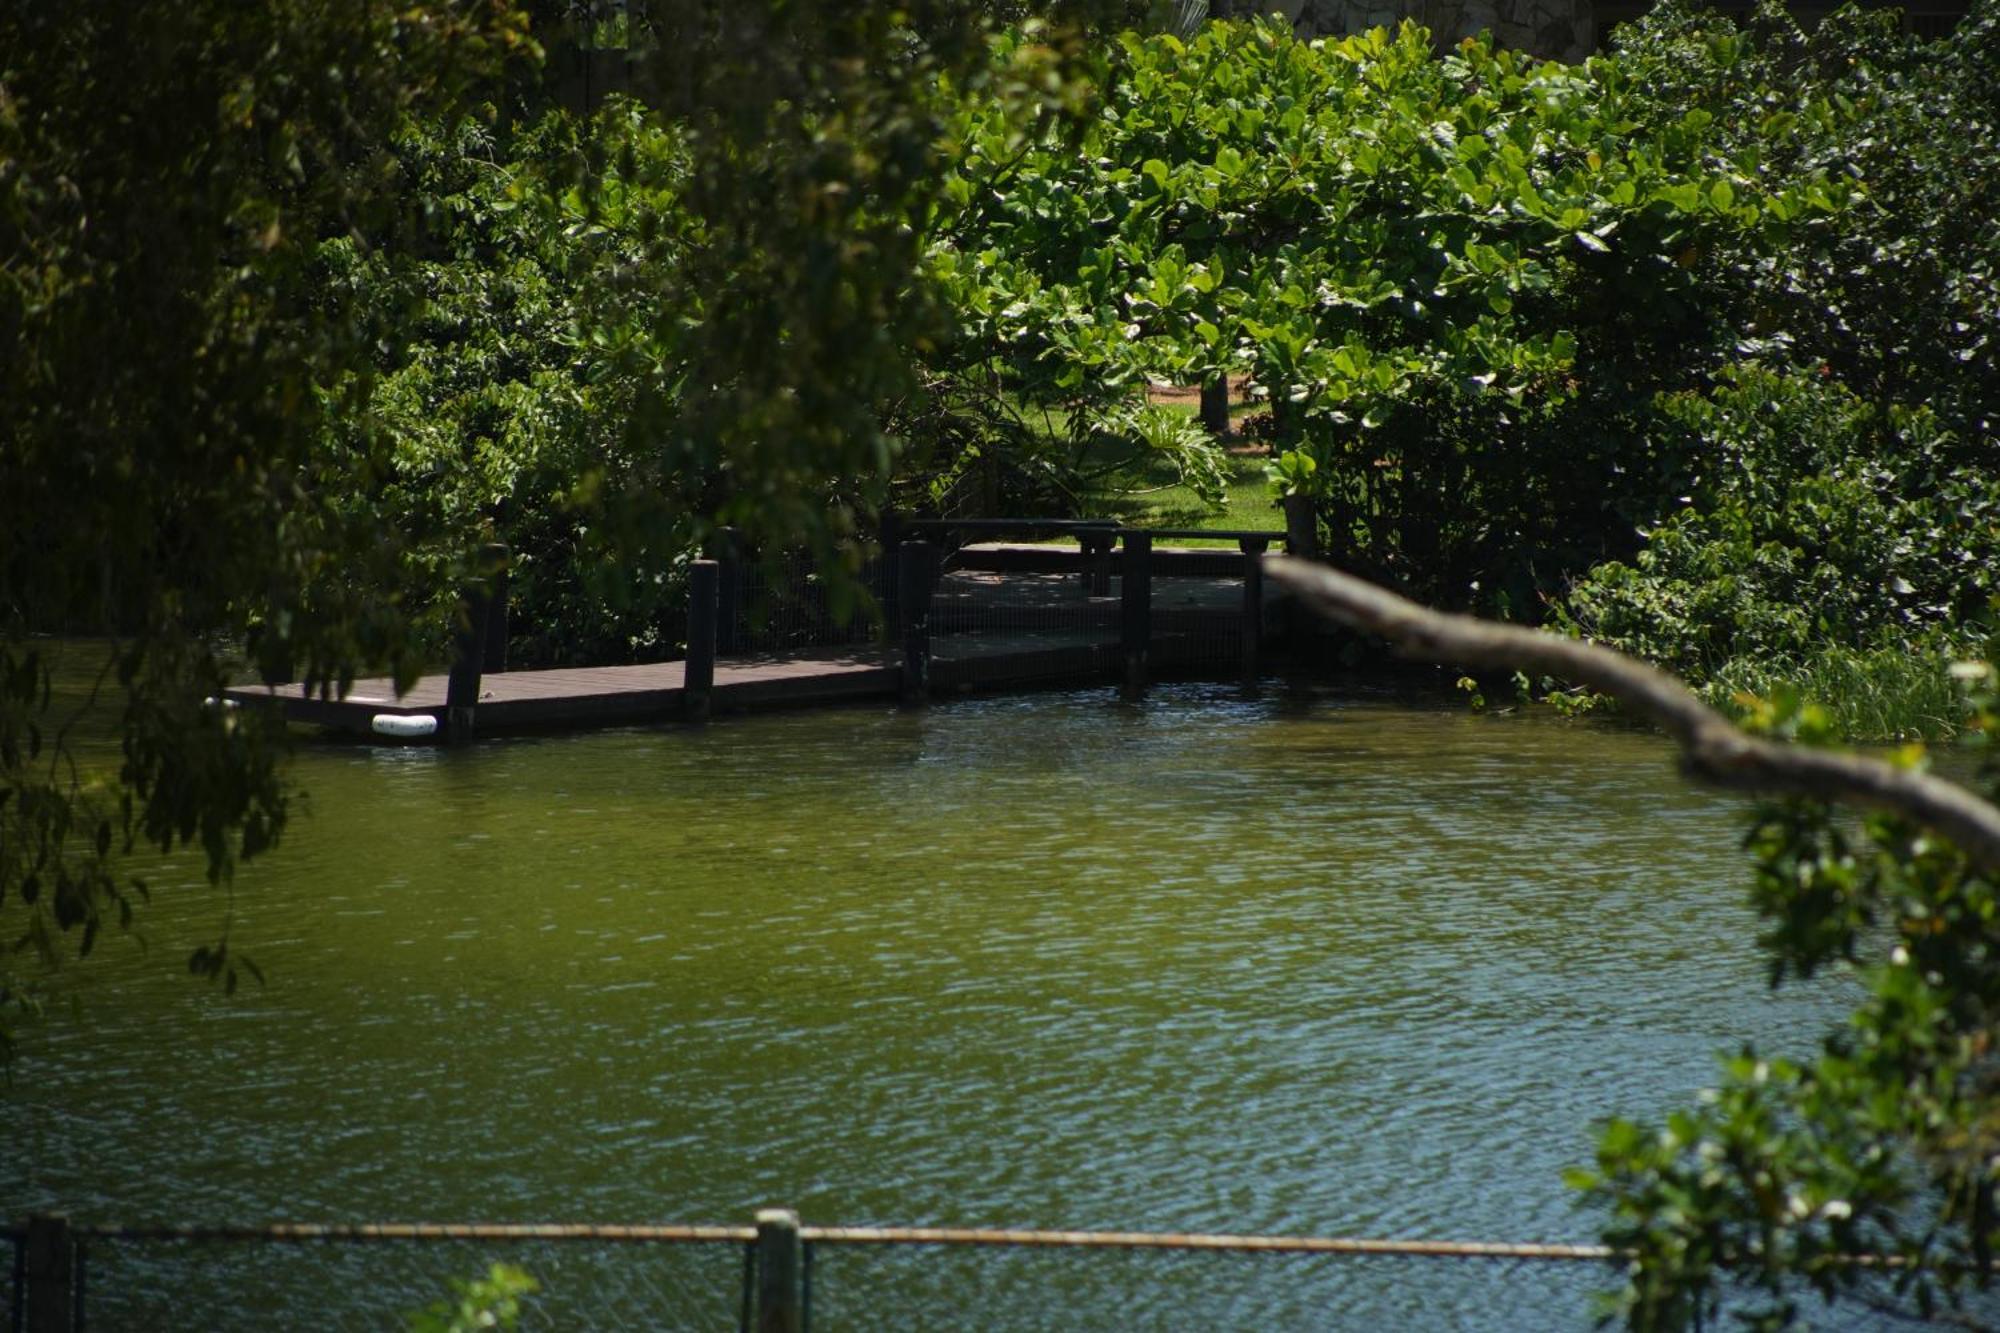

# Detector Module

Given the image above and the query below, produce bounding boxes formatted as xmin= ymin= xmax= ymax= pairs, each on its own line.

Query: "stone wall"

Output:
xmin=1226 ymin=0 xmax=1593 ymax=62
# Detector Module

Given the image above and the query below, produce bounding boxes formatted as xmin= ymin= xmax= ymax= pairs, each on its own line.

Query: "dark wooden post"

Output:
xmin=1239 ymin=536 xmax=1269 ymax=684
xmin=480 ymin=542 xmax=510 ymax=675
xmin=898 ymin=539 xmax=937 ymax=704
xmin=875 ymin=511 xmax=903 ymax=635
xmin=1200 ymin=376 xmax=1230 ymax=437
xmin=1121 ymin=530 xmax=1152 ymax=697
xmin=713 ymin=527 xmax=743 ymax=656
xmin=685 ymin=558 xmax=719 ymax=723
xmin=445 ymin=572 xmax=494 ymax=745
xmin=754 ymin=1208 xmax=803 ymax=1333
xmin=25 ymin=1214 xmax=76 ymax=1333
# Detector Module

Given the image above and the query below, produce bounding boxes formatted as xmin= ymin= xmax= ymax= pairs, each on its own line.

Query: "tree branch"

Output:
xmin=1267 ymin=556 xmax=2000 ymax=876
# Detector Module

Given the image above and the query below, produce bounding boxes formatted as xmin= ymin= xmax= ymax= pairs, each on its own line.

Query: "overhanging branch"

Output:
xmin=1267 ymin=556 xmax=2000 ymax=876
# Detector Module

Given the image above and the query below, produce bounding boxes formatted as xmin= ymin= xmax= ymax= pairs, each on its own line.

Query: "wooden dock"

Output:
xmin=224 ymin=525 xmax=1288 ymax=741
xmin=223 ymin=646 xmax=902 ymax=737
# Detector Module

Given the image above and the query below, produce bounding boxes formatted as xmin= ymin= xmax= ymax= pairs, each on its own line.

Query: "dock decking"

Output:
xmin=223 ymin=646 xmax=903 ymax=736
xmin=224 ymin=534 xmax=1282 ymax=741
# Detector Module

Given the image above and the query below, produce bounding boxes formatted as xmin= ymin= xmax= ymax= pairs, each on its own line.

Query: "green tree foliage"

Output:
xmin=316 ymin=103 xmax=699 ymax=668
xmin=0 ymin=1 xmax=1130 ymax=1048
xmin=405 ymin=1262 xmax=538 ymax=1332
xmin=1573 ymin=675 xmax=2000 ymax=1329
xmin=1554 ymin=0 xmax=1999 ymax=715
xmin=1561 ymin=367 xmax=1997 ymax=679
xmin=1 ymin=1 xmax=538 ymax=1049
xmin=931 ymin=17 xmax=1849 ymax=607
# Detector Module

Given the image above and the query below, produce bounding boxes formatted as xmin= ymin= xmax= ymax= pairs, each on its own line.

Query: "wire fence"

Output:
xmin=696 ymin=520 xmax=1282 ymax=693
xmin=4 ymin=1230 xmax=18 ymax=1333
xmin=13 ymin=1215 xmax=1981 ymax=1331
xmin=5 ymin=1217 xmax=1629 ymax=1333
xmin=723 ymin=548 xmax=887 ymax=658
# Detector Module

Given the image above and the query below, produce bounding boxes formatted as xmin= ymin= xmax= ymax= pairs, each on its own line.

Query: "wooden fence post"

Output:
xmin=25 ymin=1214 xmax=75 ymax=1333
xmin=685 ymin=559 xmax=719 ymax=723
xmin=445 ymin=571 xmax=494 ymax=745
xmin=713 ymin=527 xmax=743 ymax=656
xmin=480 ymin=542 xmax=510 ymax=675
xmin=1121 ymin=530 xmax=1152 ymax=698
xmin=875 ymin=512 xmax=903 ymax=634
xmin=754 ymin=1208 xmax=803 ymax=1333
xmin=898 ymin=540 xmax=937 ymax=704
xmin=1239 ymin=536 xmax=1268 ymax=684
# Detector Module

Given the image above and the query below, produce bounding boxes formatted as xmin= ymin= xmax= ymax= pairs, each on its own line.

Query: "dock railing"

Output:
xmin=891 ymin=516 xmax=1289 ymax=695
xmin=5 ymin=1211 xmax=1623 ymax=1331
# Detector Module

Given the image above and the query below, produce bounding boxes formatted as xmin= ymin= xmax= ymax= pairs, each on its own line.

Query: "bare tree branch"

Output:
xmin=1267 ymin=556 xmax=2000 ymax=877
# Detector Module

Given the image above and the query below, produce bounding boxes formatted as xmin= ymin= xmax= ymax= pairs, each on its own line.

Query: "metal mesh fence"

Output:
xmin=725 ymin=550 xmax=886 ymax=659
xmin=11 ymin=1220 xmax=1963 ymax=1329
xmin=701 ymin=526 xmax=1276 ymax=691
xmin=66 ymin=1232 xmax=750 ymax=1332
xmin=803 ymin=1240 xmax=1607 ymax=1331
xmin=5 ymin=1228 xmax=20 ymax=1331
xmin=930 ymin=562 xmax=1120 ymax=691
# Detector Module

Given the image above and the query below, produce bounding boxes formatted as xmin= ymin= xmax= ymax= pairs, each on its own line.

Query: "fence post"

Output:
xmin=875 ymin=511 xmax=903 ymax=634
xmin=898 ymin=539 xmax=937 ymax=705
xmin=25 ymin=1214 xmax=74 ymax=1333
xmin=1239 ymin=536 xmax=1268 ymax=685
xmin=445 ymin=569 xmax=494 ymax=745
xmin=685 ymin=559 xmax=719 ymax=723
xmin=1121 ymin=530 xmax=1152 ymax=698
xmin=713 ymin=527 xmax=743 ymax=656
xmin=480 ymin=542 xmax=510 ymax=675
xmin=754 ymin=1208 xmax=804 ymax=1333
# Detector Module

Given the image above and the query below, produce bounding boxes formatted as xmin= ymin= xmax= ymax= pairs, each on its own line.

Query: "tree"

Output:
xmin=1 ymin=1 xmax=542 ymax=1051
xmin=1272 ymin=556 xmax=2000 ymax=1329
xmin=0 ymin=1 xmax=1124 ymax=1052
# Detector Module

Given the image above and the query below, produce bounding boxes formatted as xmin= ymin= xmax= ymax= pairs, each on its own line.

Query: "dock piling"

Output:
xmin=712 ymin=528 xmax=743 ymax=656
xmin=444 ymin=569 xmax=495 ymax=745
xmin=480 ymin=543 xmax=510 ymax=675
xmin=1239 ymin=536 xmax=1269 ymax=685
xmin=685 ymin=559 xmax=719 ymax=723
xmin=25 ymin=1214 xmax=76 ymax=1333
xmin=1121 ymin=530 xmax=1152 ymax=698
xmin=754 ymin=1208 xmax=804 ymax=1333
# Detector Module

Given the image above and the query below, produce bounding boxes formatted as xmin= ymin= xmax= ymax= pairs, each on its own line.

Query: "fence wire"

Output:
xmin=14 ymin=1220 xmax=1973 ymax=1329
xmin=725 ymin=550 xmax=886 ymax=659
xmin=930 ymin=563 xmax=1119 ymax=690
xmin=803 ymin=1241 xmax=1605 ymax=1331
xmin=693 ymin=526 xmax=1274 ymax=693
xmin=6 ymin=1228 xmax=20 ymax=1332
xmin=67 ymin=1233 xmax=748 ymax=1332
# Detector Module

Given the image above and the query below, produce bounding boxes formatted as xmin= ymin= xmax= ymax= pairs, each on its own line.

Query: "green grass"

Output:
xmin=1702 ymin=641 xmax=1973 ymax=743
xmin=1081 ymin=453 xmax=1281 ymax=546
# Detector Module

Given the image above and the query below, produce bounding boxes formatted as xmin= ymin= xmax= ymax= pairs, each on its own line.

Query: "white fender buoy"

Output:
xmin=370 ymin=713 xmax=439 ymax=739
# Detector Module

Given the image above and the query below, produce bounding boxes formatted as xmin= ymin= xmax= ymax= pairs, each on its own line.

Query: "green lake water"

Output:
xmin=8 ymin=679 xmax=1873 ymax=1328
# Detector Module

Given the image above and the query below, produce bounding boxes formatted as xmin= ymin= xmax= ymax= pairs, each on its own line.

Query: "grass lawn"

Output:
xmin=1081 ymin=451 xmax=1282 ymax=546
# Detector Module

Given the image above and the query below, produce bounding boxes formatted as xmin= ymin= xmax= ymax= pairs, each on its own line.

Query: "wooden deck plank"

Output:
xmin=220 ymin=645 xmax=908 ymax=739
xmin=218 ymin=577 xmax=1257 ymax=741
